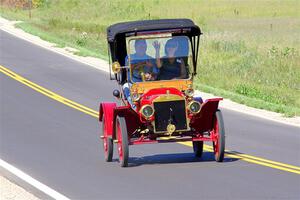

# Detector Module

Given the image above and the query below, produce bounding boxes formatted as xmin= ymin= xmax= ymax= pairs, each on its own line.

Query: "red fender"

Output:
xmin=99 ymin=102 xmax=117 ymax=137
xmin=190 ymin=98 xmax=223 ymax=133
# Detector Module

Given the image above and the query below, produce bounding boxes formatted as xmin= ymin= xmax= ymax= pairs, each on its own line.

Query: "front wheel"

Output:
xmin=116 ymin=116 xmax=129 ymax=167
xmin=212 ymin=110 xmax=225 ymax=162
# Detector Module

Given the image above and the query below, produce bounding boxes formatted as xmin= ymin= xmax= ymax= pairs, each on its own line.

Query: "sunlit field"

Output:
xmin=1 ymin=0 xmax=299 ymax=116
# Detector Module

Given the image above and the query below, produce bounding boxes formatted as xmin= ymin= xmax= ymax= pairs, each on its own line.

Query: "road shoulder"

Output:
xmin=0 ymin=175 xmax=40 ymax=200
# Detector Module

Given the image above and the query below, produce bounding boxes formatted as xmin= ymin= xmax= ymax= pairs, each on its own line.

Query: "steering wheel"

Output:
xmin=131 ymin=62 xmax=146 ymax=81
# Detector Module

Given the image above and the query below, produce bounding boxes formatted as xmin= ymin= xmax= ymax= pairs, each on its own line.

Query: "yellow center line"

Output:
xmin=187 ymin=143 xmax=300 ymax=171
xmin=1 ymin=65 xmax=299 ymax=175
xmin=179 ymin=142 xmax=300 ymax=174
xmin=1 ymin=65 xmax=98 ymax=118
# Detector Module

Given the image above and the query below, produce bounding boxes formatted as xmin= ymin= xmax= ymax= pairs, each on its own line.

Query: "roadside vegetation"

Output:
xmin=1 ymin=0 xmax=299 ymax=116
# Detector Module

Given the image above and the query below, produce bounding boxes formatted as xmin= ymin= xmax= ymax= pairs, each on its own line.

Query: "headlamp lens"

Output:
xmin=141 ymin=105 xmax=154 ymax=118
xmin=189 ymin=101 xmax=201 ymax=114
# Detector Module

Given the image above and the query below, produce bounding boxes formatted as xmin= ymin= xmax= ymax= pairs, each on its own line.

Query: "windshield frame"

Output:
xmin=127 ymin=35 xmax=194 ymax=83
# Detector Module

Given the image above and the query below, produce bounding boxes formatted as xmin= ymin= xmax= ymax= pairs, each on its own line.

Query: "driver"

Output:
xmin=123 ymin=39 xmax=160 ymax=110
xmin=127 ymin=39 xmax=159 ymax=82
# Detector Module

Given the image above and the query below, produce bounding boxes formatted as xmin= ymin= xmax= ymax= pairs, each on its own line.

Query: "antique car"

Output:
xmin=99 ymin=19 xmax=225 ymax=167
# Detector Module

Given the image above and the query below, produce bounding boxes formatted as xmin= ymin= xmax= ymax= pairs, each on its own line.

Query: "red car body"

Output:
xmin=99 ymin=19 xmax=225 ymax=167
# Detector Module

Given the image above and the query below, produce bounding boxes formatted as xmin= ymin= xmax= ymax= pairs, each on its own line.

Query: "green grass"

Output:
xmin=15 ymin=22 xmax=106 ymax=59
xmin=1 ymin=0 xmax=299 ymax=116
xmin=195 ymin=83 xmax=300 ymax=117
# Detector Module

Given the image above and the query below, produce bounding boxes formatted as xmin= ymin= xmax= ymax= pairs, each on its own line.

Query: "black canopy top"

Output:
xmin=107 ymin=19 xmax=201 ymax=42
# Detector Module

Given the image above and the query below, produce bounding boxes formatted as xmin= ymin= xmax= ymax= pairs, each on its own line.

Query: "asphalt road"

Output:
xmin=1 ymin=30 xmax=300 ymax=199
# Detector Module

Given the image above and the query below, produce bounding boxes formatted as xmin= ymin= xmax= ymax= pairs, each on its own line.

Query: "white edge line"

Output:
xmin=0 ymin=159 xmax=70 ymax=200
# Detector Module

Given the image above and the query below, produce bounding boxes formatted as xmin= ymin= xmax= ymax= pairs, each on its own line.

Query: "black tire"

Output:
xmin=193 ymin=141 xmax=203 ymax=158
xmin=102 ymin=114 xmax=113 ymax=162
xmin=116 ymin=117 xmax=129 ymax=167
xmin=104 ymin=138 xmax=113 ymax=162
xmin=213 ymin=110 xmax=225 ymax=162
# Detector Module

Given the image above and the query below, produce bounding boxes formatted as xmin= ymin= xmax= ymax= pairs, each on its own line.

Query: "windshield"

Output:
xmin=127 ymin=36 xmax=192 ymax=83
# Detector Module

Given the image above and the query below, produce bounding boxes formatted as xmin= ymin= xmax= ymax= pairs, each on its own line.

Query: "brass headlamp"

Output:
xmin=188 ymin=101 xmax=201 ymax=114
xmin=140 ymin=105 xmax=154 ymax=119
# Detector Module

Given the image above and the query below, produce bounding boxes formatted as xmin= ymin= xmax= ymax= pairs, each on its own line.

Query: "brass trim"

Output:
xmin=132 ymin=93 xmax=141 ymax=102
xmin=130 ymin=79 xmax=193 ymax=94
xmin=153 ymin=94 xmax=184 ymax=102
xmin=112 ymin=61 xmax=121 ymax=73
xmin=140 ymin=104 xmax=154 ymax=119
xmin=153 ymin=127 xmax=190 ymax=134
xmin=187 ymin=101 xmax=201 ymax=114
xmin=152 ymin=97 xmax=190 ymax=133
xmin=167 ymin=124 xmax=176 ymax=135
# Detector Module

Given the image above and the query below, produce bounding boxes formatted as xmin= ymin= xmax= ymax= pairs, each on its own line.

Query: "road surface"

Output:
xmin=1 ymin=30 xmax=299 ymax=199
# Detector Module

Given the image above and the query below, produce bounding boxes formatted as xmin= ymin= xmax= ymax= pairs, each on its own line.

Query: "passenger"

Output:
xmin=158 ymin=38 xmax=187 ymax=80
xmin=174 ymin=36 xmax=189 ymax=66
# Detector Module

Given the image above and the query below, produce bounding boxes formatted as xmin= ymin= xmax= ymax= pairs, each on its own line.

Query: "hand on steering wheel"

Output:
xmin=144 ymin=72 xmax=154 ymax=81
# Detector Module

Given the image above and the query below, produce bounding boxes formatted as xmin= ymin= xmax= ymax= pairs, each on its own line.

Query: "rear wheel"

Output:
xmin=116 ymin=116 xmax=129 ymax=167
xmin=212 ymin=110 xmax=225 ymax=162
xmin=101 ymin=114 xmax=113 ymax=162
xmin=192 ymin=141 xmax=203 ymax=158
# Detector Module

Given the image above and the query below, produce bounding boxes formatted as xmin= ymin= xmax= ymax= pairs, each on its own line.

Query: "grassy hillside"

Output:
xmin=1 ymin=0 xmax=300 ymax=116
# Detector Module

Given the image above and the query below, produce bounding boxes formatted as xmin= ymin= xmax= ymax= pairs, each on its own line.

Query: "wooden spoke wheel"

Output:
xmin=116 ymin=116 xmax=129 ymax=167
xmin=102 ymin=114 xmax=113 ymax=162
xmin=212 ymin=110 xmax=225 ymax=162
xmin=192 ymin=141 xmax=203 ymax=158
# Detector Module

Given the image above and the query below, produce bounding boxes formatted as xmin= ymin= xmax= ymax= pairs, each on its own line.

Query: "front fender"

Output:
xmin=190 ymin=98 xmax=223 ymax=133
xmin=99 ymin=102 xmax=117 ymax=137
